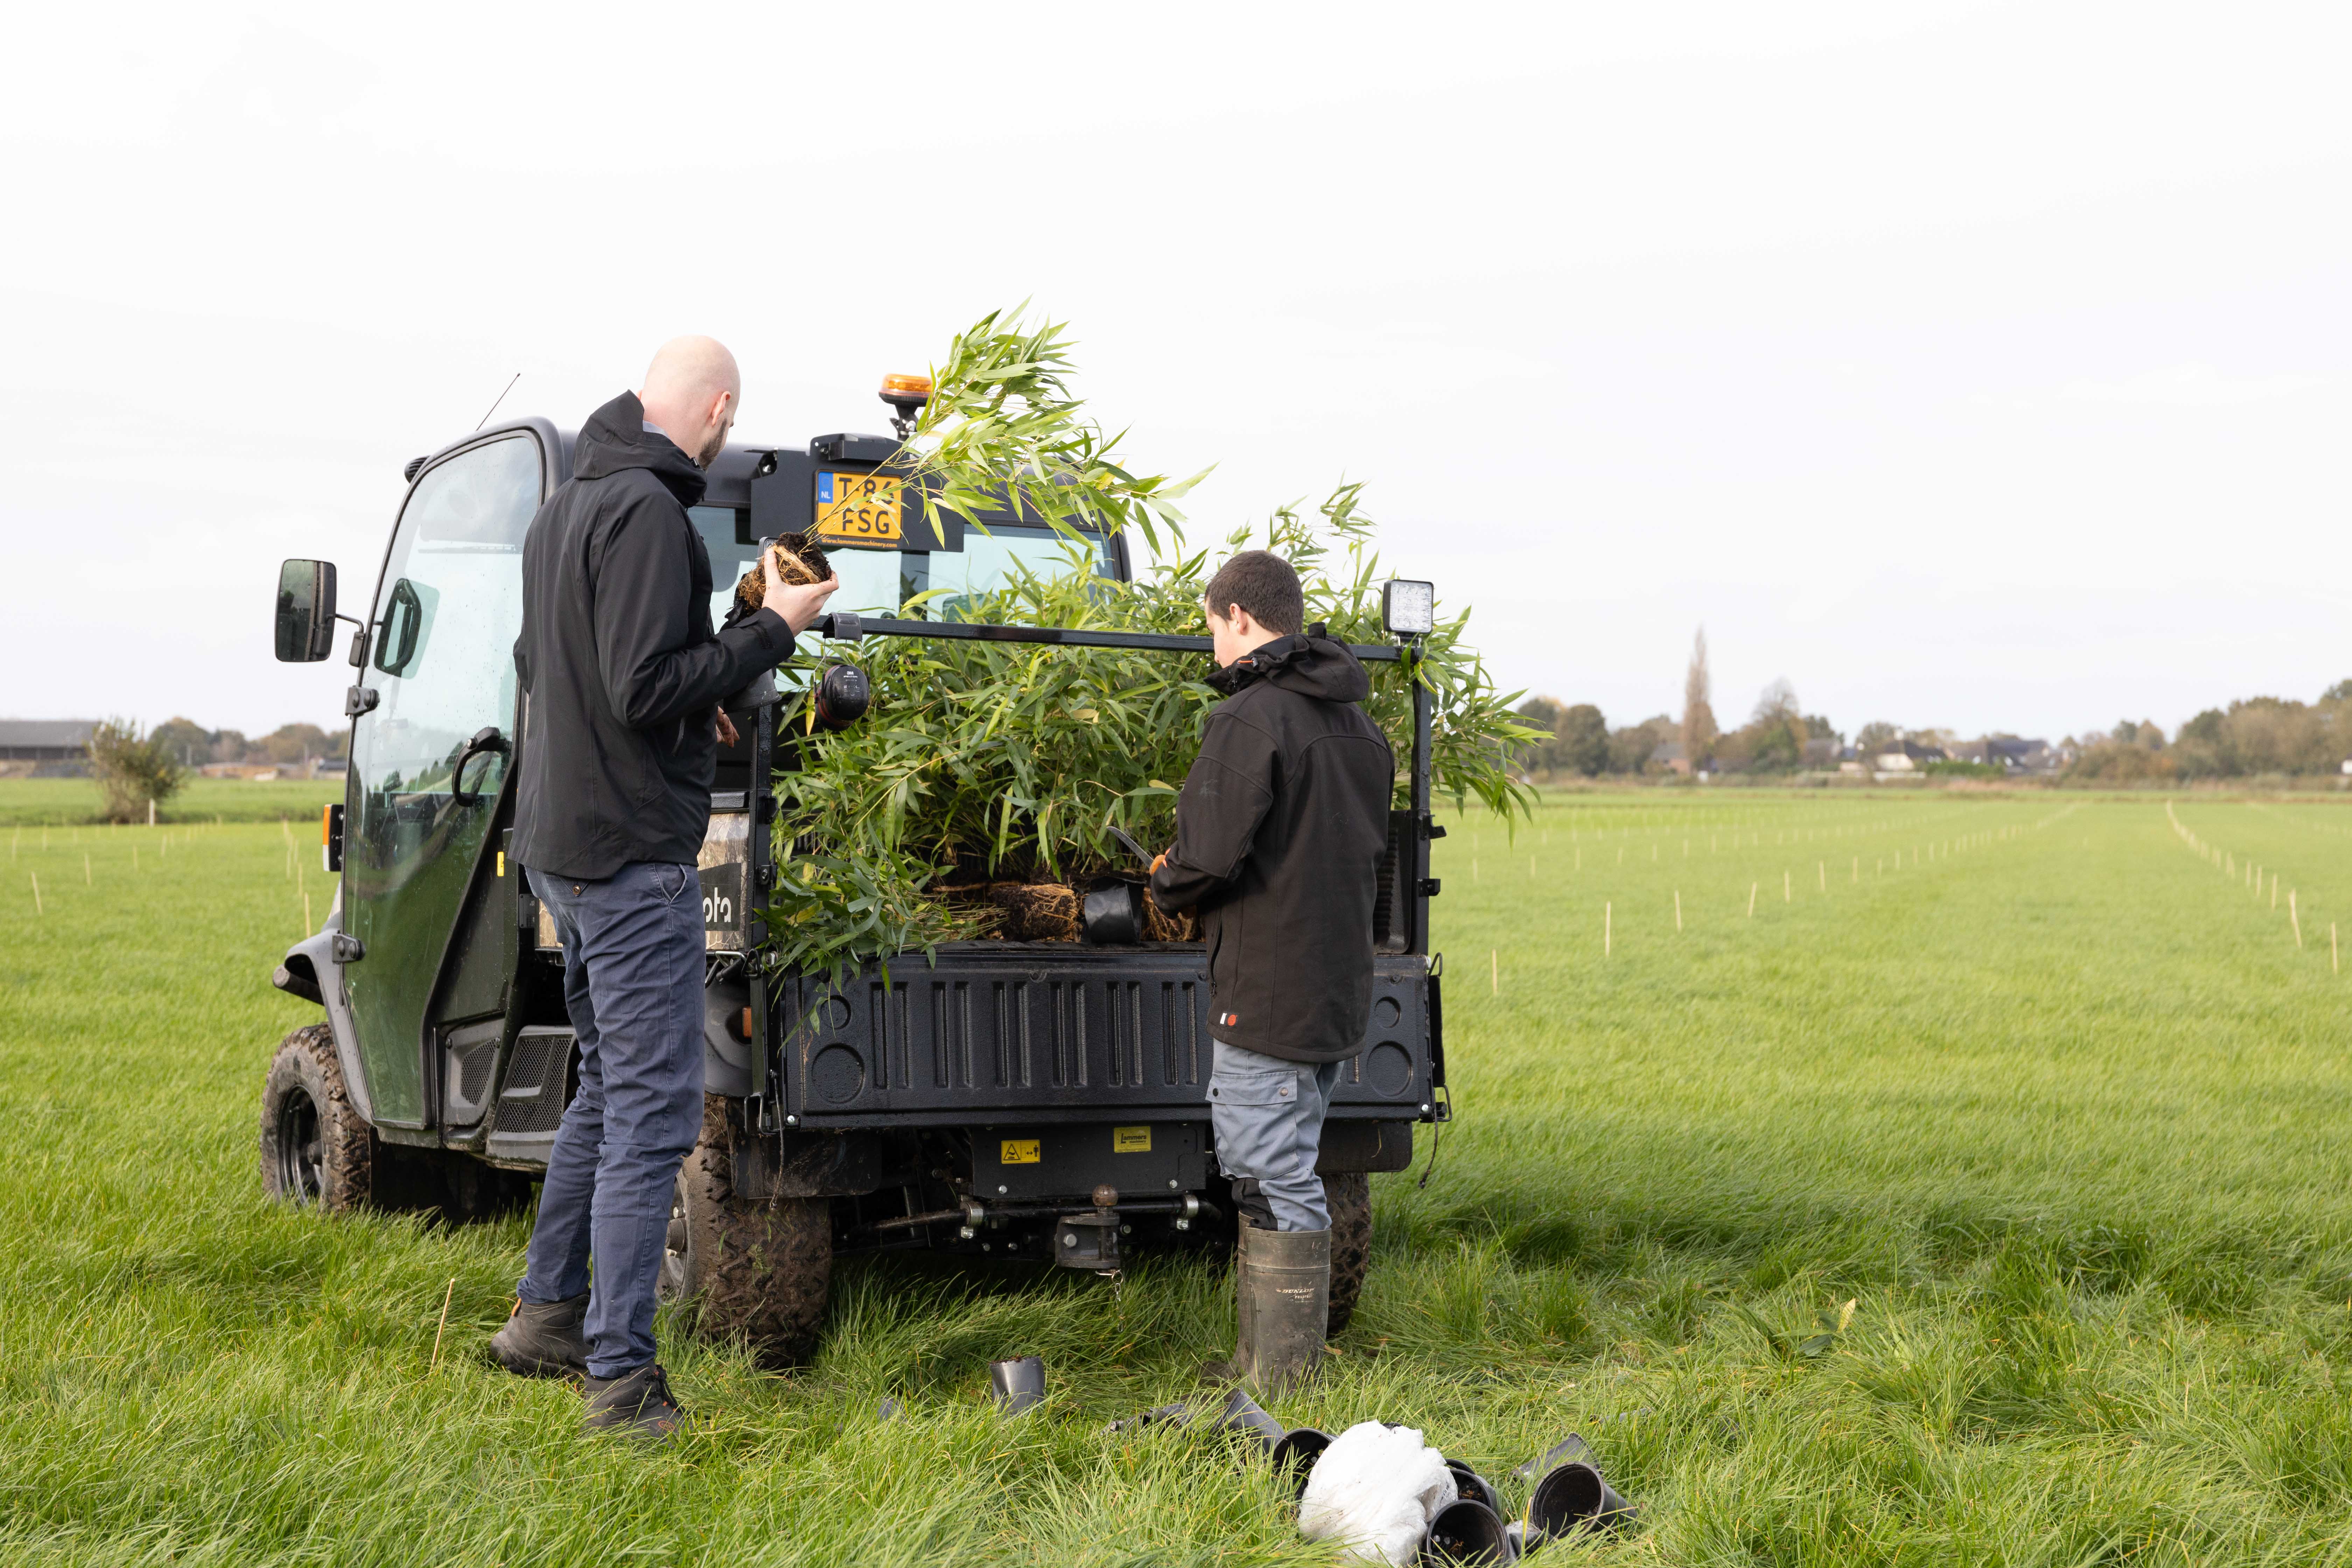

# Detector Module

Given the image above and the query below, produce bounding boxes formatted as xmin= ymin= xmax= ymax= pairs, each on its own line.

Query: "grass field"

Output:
xmin=0 ymin=777 xmax=343 ymax=827
xmin=6 ymin=787 xmax=2352 ymax=1564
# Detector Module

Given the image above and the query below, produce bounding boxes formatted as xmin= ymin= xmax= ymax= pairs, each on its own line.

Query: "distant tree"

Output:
xmin=1510 ymin=698 xmax=1564 ymax=775
xmin=1610 ymin=714 xmax=1674 ymax=775
xmin=1802 ymin=714 xmax=1842 ymax=744
xmin=149 ymin=716 xmax=214 ymax=770
xmin=1751 ymin=678 xmax=1799 ymax=724
xmin=2324 ymin=679 xmax=2352 ymax=702
xmin=87 ymin=718 xmax=188 ymax=823
xmin=210 ymin=729 xmax=250 ymax=764
xmin=1557 ymin=704 xmax=1610 ymax=777
xmin=1680 ymin=628 xmax=1717 ymax=770
xmin=1854 ymin=721 xmax=1900 ymax=756
xmin=260 ymin=722 xmax=333 ymax=766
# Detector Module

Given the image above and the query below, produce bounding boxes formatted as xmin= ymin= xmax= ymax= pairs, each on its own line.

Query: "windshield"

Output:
xmin=688 ymin=509 xmax=1119 ymax=626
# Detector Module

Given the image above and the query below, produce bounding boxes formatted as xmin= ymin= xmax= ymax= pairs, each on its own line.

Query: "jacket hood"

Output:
xmin=572 ymin=390 xmax=707 ymax=507
xmin=1206 ymin=629 xmax=1372 ymax=703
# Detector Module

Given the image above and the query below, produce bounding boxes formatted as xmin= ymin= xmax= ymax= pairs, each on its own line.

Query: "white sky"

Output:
xmin=1 ymin=1 xmax=2344 ymax=744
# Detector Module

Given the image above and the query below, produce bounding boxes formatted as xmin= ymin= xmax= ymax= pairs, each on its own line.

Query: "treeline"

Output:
xmin=1513 ymin=680 xmax=1842 ymax=778
xmin=2067 ymin=684 xmax=2352 ymax=782
xmin=150 ymin=717 xmax=347 ymax=768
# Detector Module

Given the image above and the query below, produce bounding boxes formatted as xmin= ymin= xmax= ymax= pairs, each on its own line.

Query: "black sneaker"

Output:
xmin=488 ymin=1293 xmax=589 ymax=1379
xmin=584 ymin=1363 xmax=686 ymax=1441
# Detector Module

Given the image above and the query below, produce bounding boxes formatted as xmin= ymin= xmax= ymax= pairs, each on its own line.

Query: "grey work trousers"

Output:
xmin=517 ymin=860 xmax=706 ymax=1378
xmin=1206 ymin=1039 xmax=1343 ymax=1231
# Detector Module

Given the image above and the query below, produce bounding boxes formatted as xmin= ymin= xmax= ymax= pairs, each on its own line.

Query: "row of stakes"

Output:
xmin=891 ymin=1356 xmax=1635 ymax=1563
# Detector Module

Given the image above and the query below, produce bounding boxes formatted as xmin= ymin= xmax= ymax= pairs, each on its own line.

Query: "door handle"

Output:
xmin=451 ymin=726 xmax=511 ymax=807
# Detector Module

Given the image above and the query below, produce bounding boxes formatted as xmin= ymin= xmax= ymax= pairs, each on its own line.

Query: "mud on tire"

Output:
xmin=662 ymin=1095 xmax=832 ymax=1368
xmin=1324 ymin=1171 xmax=1372 ymax=1336
xmin=260 ymin=1023 xmax=375 ymax=1212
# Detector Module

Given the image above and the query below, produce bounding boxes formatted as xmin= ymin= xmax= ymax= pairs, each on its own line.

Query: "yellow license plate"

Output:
xmin=1113 ymin=1126 xmax=1151 ymax=1153
xmin=815 ymin=469 xmax=902 ymax=546
xmin=1000 ymin=1139 xmax=1041 ymax=1165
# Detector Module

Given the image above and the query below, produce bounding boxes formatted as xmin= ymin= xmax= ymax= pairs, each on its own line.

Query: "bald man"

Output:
xmin=497 ymin=338 xmax=836 ymax=1440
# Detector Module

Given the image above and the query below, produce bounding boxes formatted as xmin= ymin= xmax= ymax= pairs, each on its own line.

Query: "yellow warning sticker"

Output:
xmin=1000 ymin=1139 xmax=1041 ymax=1165
xmin=496 ymin=851 xmax=506 ymax=876
xmin=1113 ymin=1126 xmax=1151 ymax=1153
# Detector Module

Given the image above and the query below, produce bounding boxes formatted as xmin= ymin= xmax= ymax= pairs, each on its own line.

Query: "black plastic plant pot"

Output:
xmin=1510 ymin=1431 xmax=1592 ymax=1480
xmin=814 ymin=662 xmax=871 ymax=730
xmin=1421 ymin=1499 xmax=1514 ymax=1564
xmin=1527 ymin=1460 xmax=1635 ymax=1539
xmin=1080 ymin=879 xmax=1144 ymax=945
xmin=1269 ymin=1427 xmax=1332 ymax=1495
xmin=1215 ymin=1385 xmax=1288 ymax=1449
xmin=988 ymin=1355 xmax=1046 ymax=1415
xmin=1444 ymin=1459 xmax=1504 ymax=1515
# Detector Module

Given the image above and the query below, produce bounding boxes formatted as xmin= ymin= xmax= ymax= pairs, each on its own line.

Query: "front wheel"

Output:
xmin=259 ymin=1024 xmax=374 ymax=1211
xmin=660 ymin=1096 xmax=832 ymax=1368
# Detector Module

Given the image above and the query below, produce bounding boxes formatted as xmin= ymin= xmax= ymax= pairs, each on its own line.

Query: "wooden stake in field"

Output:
xmin=1675 ymin=889 xmax=1683 ymax=931
xmin=1784 ymin=869 xmax=1791 ymax=903
xmin=83 ymin=854 xmax=90 ymax=885
xmin=2290 ymin=890 xmax=2302 ymax=947
xmin=1818 ymin=861 xmax=1826 ymax=892
xmin=429 ymin=1276 xmax=456 ymax=1376
xmin=2334 ymin=923 xmax=2340 ymax=974
xmin=1605 ymin=902 xmax=1612 ymax=958
xmin=1749 ymin=882 xmax=1758 ymax=917
xmin=1490 ymin=950 xmax=1497 ymax=996
xmin=1852 ymin=856 xmax=1858 ymax=883
xmin=29 ymin=874 xmax=41 ymax=915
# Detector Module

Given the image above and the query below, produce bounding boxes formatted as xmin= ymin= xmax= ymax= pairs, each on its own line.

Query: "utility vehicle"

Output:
xmin=262 ymin=384 xmax=1450 ymax=1363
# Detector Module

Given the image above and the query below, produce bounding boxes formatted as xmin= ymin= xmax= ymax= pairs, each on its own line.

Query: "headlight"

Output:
xmin=1381 ymin=579 xmax=1435 ymax=636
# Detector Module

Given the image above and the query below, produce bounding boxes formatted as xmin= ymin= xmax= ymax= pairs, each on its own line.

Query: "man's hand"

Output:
xmin=761 ymin=551 xmax=839 ymax=635
xmin=715 ymin=709 xmax=739 ymax=747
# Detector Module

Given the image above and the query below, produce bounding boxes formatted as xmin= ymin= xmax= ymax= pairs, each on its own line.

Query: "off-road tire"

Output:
xmin=260 ymin=1024 xmax=373 ymax=1212
xmin=661 ymin=1095 xmax=831 ymax=1368
xmin=1323 ymin=1172 xmax=1372 ymax=1336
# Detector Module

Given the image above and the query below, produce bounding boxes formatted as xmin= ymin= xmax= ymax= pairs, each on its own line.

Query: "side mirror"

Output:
xmin=275 ymin=560 xmax=338 ymax=663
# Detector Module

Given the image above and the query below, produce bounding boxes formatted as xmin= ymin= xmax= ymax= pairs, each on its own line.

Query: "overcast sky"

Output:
xmin=2 ymin=1 xmax=2345 ymax=743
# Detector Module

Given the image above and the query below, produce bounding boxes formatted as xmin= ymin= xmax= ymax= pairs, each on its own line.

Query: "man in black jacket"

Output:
xmin=489 ymin=337 xmax=836 ymax=1438
xmin=1149 ymin=550 xmax=1393 ymax=1389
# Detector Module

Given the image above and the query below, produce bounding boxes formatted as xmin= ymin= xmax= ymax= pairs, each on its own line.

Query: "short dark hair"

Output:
xmin=1203 ymin=551 xmax=1303 ymax=636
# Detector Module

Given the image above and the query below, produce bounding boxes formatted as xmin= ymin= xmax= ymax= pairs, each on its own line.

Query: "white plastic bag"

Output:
xmin=1297 ymin=1420 xmax=1457 ymax=1566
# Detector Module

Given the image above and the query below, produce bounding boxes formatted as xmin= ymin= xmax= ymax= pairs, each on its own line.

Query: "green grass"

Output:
xmin=0 ymin=778 xmax=343 ymax=827
xmin=7 ymin=794 xmax=2352 ymax=1564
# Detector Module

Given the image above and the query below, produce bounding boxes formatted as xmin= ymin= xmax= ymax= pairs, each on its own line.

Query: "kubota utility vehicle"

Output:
xmin=261 ymin=383 xmax=1449 ymax=1363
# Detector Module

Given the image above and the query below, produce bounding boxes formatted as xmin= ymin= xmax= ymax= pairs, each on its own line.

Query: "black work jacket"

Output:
xmin=511 ymin=392 xmax=794 ymax=878
xmin=1150 ymin=634 xmax=1394 ymax=1063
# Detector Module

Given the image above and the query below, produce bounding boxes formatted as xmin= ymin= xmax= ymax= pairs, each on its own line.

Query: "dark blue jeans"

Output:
xmin=519 ymin=860 xmax=704 ymax=1378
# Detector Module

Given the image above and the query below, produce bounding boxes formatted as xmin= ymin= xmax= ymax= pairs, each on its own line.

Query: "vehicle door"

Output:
xmin=342 ymin=433 xmax=542 ymax=1126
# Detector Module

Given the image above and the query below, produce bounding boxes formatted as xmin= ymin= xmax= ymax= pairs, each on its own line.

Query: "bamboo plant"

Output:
xmin=763 ymin=311 xmax=1539 ymax=987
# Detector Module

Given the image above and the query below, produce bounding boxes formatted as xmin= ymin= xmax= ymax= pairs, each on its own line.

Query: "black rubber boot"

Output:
xmin=488 ymin=1292 xmax=589 ymax=1379
xmin=1234 ymin=1224 xmax=1331 ymax=1393
xmin=583 ymin=1363 xmax=687 ymax=1442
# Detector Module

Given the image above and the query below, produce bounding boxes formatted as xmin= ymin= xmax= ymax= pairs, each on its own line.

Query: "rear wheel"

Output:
xmin=1323 ymin=1172 xmax=1372 ymax=1336
xmin=260 ymin=1024 xmax=373 ymax=1212
xmin=660 ymin=1096 xmax=832 ymax=1368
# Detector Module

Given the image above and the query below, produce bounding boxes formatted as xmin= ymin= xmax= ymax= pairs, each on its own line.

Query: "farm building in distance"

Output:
xmin=0 ymin=718 xmax=96 ymax=777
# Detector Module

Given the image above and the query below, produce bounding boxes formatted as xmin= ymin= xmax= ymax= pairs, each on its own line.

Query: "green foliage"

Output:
xmin=1924 ymin=760 xmax=2004 ymax=779
xmin=84 ymin=717 xmax=187 ymax=824
xmin=903 ymin=307 xmax=1205 ymax=558
xmin=764 ymin=312 xmax=1535 ymax=987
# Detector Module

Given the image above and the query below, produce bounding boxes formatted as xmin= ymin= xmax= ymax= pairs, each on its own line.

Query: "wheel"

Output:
xmin=1324 ymin=1172 xmax=1372 ymax=1336
xmin=260 ymin=1023 xmax=373 ymax=1212
xmin=660 ymin=1095 xmax=832 ymax=1368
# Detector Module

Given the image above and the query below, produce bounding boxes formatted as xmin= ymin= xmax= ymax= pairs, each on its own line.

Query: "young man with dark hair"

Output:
xmin=1148 ymin=549 xmax=1394 ymax=1389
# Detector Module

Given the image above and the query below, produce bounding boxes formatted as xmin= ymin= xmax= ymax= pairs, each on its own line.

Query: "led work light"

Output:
xmin=1381 ymin=579 xmax=1435 ymax=636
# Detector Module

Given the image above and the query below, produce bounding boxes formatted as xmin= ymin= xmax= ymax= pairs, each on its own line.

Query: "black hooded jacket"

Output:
xmin=511 ymin=391 xmax=794 ymax=879
xmin=1149 ymin=633 xmax=1395 ymax=1064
